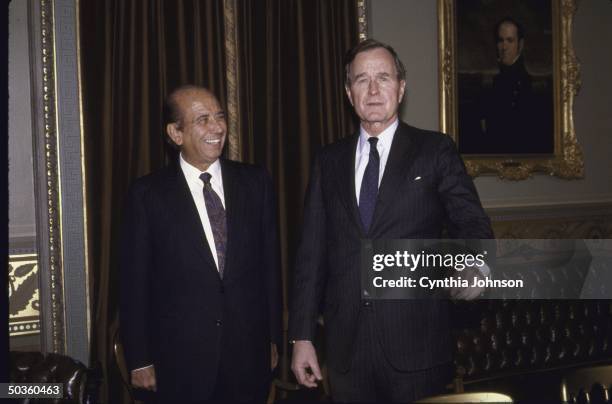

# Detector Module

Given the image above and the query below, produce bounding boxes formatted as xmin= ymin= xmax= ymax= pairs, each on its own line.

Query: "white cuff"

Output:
xmin=131 ymin=364 xmax=153 ymax=373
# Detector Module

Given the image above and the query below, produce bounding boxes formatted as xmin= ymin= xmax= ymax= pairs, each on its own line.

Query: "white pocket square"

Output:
xmin=414 ymin=176 xmax=422 ymax=181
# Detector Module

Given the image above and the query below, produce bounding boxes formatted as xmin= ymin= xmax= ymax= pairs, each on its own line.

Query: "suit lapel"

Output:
xmin=219 ymin=159 xmax=243 ymax=280
xmin=167 ymin=164 xmax=218 ymax=273
xmin=370 ymin=123 xmax=420 ymax=234
xmin=334 ymin=134 xmax=365 ymax=237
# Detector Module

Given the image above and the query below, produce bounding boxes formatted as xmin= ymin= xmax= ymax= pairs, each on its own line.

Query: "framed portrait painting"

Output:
xmin=438 ymin=0 xmax=584 ymax=179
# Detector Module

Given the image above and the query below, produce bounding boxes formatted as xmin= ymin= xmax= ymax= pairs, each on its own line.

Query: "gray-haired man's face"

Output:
xmin=345 ymin=48 xmax=406 ymax=136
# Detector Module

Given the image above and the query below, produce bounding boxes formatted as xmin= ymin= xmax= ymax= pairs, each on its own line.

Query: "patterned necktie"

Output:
xmin=200 ymin=172 xmax=227 ymax=278
xmin=359 ymin=137 xmax=380 ymax=233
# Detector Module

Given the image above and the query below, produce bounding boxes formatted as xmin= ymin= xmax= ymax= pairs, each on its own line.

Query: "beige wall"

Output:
xmin=370 ymin=0 xmax=612 ymax=209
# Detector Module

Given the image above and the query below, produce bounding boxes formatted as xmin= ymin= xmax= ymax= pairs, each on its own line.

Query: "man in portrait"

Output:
xmin=482 ymin=17 xmax=533 ymax=153
xmin=478 ymin=17 xmax=553 ymax=154
xmin=120 ymin=85 xmax=281 ymax=403
xmin=289 ymin=39 xmax=493 ymax=402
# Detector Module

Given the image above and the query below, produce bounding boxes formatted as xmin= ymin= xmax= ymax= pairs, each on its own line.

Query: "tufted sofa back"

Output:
xmin=9 ymin=351 xmax=100 ymax=404
xmin=454 ymin=300 xmax=612 ymax=381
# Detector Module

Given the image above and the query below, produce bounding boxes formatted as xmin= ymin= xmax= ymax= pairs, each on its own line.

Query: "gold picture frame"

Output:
xmin=8 ymin=0 xmax=91 ymax=363
xmin=438 ymin=0 xmax=583 ymax=180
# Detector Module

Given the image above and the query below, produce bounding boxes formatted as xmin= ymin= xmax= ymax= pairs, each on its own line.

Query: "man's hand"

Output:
xmin=448 ymin=266 xmax=486 ymax=301
xmin=131 ymin=365 xmax=157 ymax=391
xmin=271 ymin=343 xmax=279 ymax=370
xmin=291 ymin=340 xmax=323 ymax=388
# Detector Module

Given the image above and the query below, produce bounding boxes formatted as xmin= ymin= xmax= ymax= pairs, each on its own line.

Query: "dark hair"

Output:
xmin=163 ymin=84 xmax=204 ymax=130
xmin=494 ymin=17 xmax=525 ymax=42
xmin=162 ymin=84 xmax=207 ymax=151
xmin=344 ymin=39 xmax=406 ymax=86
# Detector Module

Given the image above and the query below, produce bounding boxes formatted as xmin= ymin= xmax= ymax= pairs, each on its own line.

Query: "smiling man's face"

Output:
xmin=345 ymin=47 xmax=406 ymax=136
xmin=166 ymin=88 xmax=226 ymax=171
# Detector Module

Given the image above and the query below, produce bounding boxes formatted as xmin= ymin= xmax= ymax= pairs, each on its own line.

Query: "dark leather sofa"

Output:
xmin=9 ymin=351 xmax=100 ymax=404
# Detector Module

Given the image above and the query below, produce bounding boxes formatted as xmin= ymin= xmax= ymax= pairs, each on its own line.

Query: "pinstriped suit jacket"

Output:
xmin=289 ymin=122 xmax=493 ymax=373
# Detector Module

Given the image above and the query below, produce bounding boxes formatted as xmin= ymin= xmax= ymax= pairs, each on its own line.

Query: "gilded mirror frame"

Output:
xmin=28 ymin=0 xmax=67 ymax=356
xmin=438 ymin=0 xmax=583 ymax=180
xmin=357 ymin=0 xmax=368 ymax=41
xmin=19 ymin=0 xmax=91 ymax=364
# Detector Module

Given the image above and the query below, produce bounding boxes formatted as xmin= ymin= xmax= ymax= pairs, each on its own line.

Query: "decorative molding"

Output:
xmin=37 ymin=0 xmax=66 ymax=355
xmin=26 ymin=0 xmax=91 ymax=364
xmin=52 ymin=0 xmax=90 ymax=365
xmin=487 ymin=202 xmax=612 ymax=238
xmin=75 ymin=0 xmax=92 ymax=358
xmin=438 ymin=0 xmax=456 ymax=144
xmin=438 ymin=0 xmax=583 ymax=180
xmin=357 ymin=0 xmax=368 ymax=41
xmin=223 ymin=0 xmax=242 ymax=161
xmin=8 ymin=255 xmax=41 ymax=337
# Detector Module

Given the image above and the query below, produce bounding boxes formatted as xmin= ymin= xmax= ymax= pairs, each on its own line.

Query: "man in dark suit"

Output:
xmin=120 ymin=85 xmax=281 ymax=403
xmin=481 ymin=17 xmax=552 ymax=154
xmin=289 ymin=39 xmax=493 ymax=402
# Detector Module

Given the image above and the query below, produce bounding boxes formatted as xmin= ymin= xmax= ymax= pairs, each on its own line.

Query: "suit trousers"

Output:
xmin=328 ymin=302 xmax=451 ymax=403
xmin=143 ymin=349 xmax=269 ymax=404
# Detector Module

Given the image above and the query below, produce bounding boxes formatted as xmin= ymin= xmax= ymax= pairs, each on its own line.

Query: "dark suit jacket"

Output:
xmin=120 ymin=158 xmax=281 ymax=401
xmin=289 ymin=122 xmax=493 ymax=373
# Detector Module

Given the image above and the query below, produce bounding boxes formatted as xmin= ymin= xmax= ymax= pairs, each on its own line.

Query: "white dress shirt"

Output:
xmin=352 ymin=120 xmax=490 ymax=278
xmin=180 ymin=154 xmax=225 ymax=270
xmin=354 ymin=119 xmax=399 ymax=203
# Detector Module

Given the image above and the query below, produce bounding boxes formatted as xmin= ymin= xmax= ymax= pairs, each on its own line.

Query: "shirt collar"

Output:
xmin=358 ymin=119 xmax=399 ymax=155
xmin=179 ymin=154 xmax=222 ymax=186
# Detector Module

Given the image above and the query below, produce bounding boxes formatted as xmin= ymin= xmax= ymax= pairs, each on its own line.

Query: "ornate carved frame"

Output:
xmin=357 ymin=0 xmax=368 ymax=41
xmin=438 ymin=0 xmax=583 ymax=180
xmin=26 ymin=0 xmax=90 ymax=364
xmin=27 ymin=0 xmax=65 ymax=356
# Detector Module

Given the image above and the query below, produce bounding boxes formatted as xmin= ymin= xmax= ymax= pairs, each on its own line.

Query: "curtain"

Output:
xmin=79 ymin=1 xmax=226 ymax=401
xmin=79 ymin=0 xmax=358 ymax=401
xmin=236 ymin=0 xmax=358 ymax=380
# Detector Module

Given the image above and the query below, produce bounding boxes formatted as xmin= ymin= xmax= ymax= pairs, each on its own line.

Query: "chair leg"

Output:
xmin=267 ymin=380 xmax=276 ymax=404
xmin=322 ymin=365 xmax=331 ymax=398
